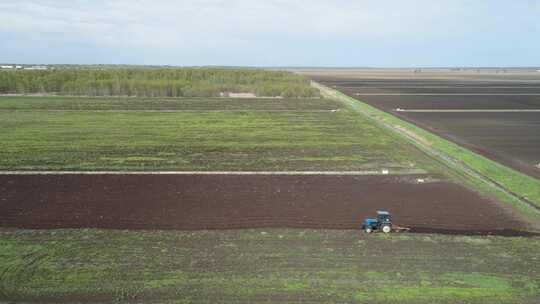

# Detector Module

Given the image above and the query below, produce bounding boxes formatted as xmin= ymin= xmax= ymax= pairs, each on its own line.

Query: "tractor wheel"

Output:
xmin=382 ymin=225 xmax=392 ymax=233
xmin=365 ymin=227 xmax=373 ymax=233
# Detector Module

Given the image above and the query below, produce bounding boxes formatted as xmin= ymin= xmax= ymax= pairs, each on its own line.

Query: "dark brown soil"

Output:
xmin=350 ymin=94 xmax=540 ymax=180
xmin=350 ymin=94 xmax=540 ymax=111
xmin=0 ymin=174 xmax=534 ymax=236
xmin=307 ymin=73 xmax=540 ymax=180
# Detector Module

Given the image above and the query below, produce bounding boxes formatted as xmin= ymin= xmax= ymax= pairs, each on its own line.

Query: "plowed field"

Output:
xmin=0 ymin=174 xmax=533 ymax=236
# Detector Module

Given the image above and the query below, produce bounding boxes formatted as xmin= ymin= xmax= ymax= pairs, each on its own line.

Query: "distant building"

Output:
xmin=24 ymin=66 xmax=48 ymax=70
xmin=1 ymin=65 xmax=14 ymax=69
xmin=221 ymin=92 xmax=257 ymax=98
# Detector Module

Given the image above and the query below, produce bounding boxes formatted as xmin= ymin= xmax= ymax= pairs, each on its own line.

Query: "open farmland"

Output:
xmin=0 ymin=94 xmax=537 ymax=234
xmin=0 ymin=174 xmax=532 ymax=235
xmin=1 ymin=80 xmax=539 ymax=303
xmin=403 ymin=112 xmax=540 ymax=174
xmin=343 ymin=94 xmax=540 ymax=178
xmin=305 ymin=69 xmax=540 ymax=179
xmin=0 ymin=96 xmax=437 ymax=172
xmin=0 ymin=228 xmax=538 ymax=303
xmin=3 ymin=0 xmax=540 ymax=302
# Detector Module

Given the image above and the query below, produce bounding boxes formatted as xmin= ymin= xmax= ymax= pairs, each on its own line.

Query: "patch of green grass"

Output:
xmin=441 ymin=272 xmax=511 ymax=289
xmin=367 ymin=286 xmax=516 ymax=303
xmin=0 ymin=228 xmax=538 ymax=303
xmin=0 ymin=97 xmax=440 ymax=172
xmin=0 ymin=96 xmax=337 ymax=111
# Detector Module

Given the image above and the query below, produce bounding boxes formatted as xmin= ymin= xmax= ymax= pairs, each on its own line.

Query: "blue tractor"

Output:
xmin=362 ymin=210 xmax=392 ymax=233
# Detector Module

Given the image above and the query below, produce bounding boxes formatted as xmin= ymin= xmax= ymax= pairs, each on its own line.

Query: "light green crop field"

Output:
xmin=0 ymin=228 xmax=538 ymax=303
xmin=0 ymin=96 xmax=335 ymax=111
xmin=0 ymin=96 xmax=439 ymax=172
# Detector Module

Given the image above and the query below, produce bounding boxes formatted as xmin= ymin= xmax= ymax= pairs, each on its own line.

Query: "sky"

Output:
xmin=1 ymin=0 xmax=539 ymax=67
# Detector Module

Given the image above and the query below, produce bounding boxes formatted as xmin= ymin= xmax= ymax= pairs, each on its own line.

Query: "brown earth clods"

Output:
xmin=0 ymin=174 xmax=534 ymax=236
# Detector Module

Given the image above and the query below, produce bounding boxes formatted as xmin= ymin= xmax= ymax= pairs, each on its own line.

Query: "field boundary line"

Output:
xmin=0 ymin=94 xmax=322 ymax=100
xmin=0 ymin=109 xmax=340 ymax=113
xmin=0 ymin=170 xmax=395 ymax=176
xmin=339 ymin=86 xmax=540 ymax=89
xmin=395 ymin=109 xmax=540 ymax=113
xmin=355 ymin=93 xmax=540 ymax=96
xmin=314 ymin=81 xmax=540 ymax=218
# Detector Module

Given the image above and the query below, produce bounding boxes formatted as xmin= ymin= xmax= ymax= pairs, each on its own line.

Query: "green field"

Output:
xmin=0 ymin=96 xmax=334 ymax=111
xmin=1 ymin=228 xmax=538 ymax=303
xmin=1 ymin=93 xmax=538 ymax=303
xmin=0 ymin=96 xmax=438 ymax=172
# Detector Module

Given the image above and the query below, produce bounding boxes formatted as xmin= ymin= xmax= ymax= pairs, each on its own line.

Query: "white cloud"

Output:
xmin=0 ymin=0 xmax=466 ymax=46
xmin=0 ymin=1 xmax=539 ymax=66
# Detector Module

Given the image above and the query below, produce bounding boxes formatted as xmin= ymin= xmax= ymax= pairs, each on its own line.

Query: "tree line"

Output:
xmin=0 ymin=68 xmax=320 ymax=98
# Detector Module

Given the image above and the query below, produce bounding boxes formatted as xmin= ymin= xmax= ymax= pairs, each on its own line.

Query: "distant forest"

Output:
xmin=0 ymin=68 xmax=320 ymax=98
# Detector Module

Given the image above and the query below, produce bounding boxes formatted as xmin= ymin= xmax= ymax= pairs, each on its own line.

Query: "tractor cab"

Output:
xmin=377 ymin=210 xmax=391 ymax=224
xmin=362 ymin=210 xmax=392 ymax=233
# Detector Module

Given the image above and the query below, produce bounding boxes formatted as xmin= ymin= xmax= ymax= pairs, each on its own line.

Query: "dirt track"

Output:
xmin=0 ymin=174 xmax=534 ymax=236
